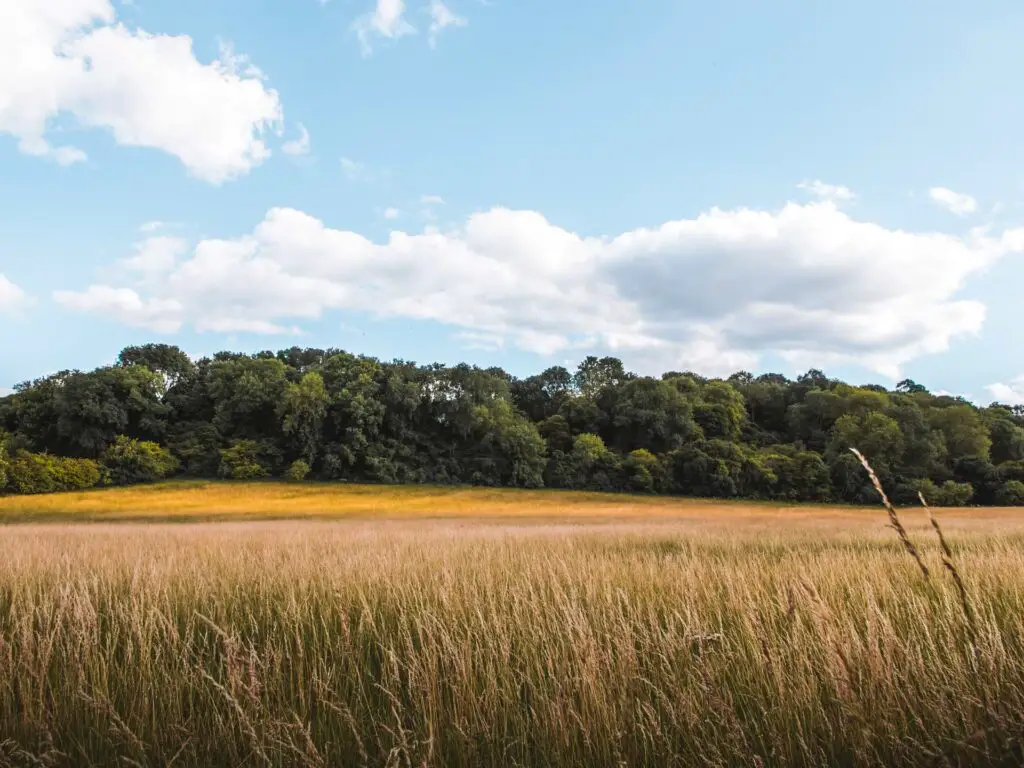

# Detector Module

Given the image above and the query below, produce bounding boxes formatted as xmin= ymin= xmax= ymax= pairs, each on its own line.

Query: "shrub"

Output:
xmin=167 ymin=424 xmax=224 ymax=477
xmin=6 ymin=451 xmax=101 ymax=494
xmin=918 ymin=478 xmax=974 ymax=507
xmin=102 ymin=436 xmax=179 ymax=485
xmin=219 ymin=440 xmax=271 ymax=480
xmin=994 ymin=480 xmax=1024 ymax=506
xmin=623 ymin=449 xmax=659 ymax=493
xmin=283 ymin=459 xmax=311 ymax=482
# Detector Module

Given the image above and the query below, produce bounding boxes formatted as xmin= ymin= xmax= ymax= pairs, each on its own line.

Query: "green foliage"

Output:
xmin=986 ymin=412 xmax=1024 ymax=464
xmin=468 ymin=399 xmax=547 ymax=488
xmin=102 ymin=436 xmax=179 ymax=485
xmin=623 ymin=448 xmax=660 ymax=492
xmin=283 ymin=459 xmax=311 ymax=482
xmin=2 ymin=344 xmax=1023 ymax=504
xmin=278 ymin=371 xmax=329 ymax=465
xmin=994 ymin=480 xmax=1024 ymax=506
xmin=166 ymin=423 xmax=223 ymax=477
xmin=0 ymin=432 xmax=8 ymax=490
xmin=828 ymin=412 xmax=904 ymax=467
xmin=917 ymin=479 xmax=975 ymax=507
xmin=219 ymin=440 xmax=274 ymax=480
xmin=929 ymin=405 xmax=992 ymax=462
xmin=6 ymin=451 xmax=101 ymax=494
xmin=117 ymin=343 xmax=195 ymax=391
xmin=609 ymin=377 xmax=699 ymax=453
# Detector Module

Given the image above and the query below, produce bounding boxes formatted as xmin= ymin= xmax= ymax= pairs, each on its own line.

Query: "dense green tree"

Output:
xmin=1 ymin=344 xmax=1022 ymax=505
xmin=207 ymin=357 xmax=289 ymax=441
xmin=279 ymin=371 xmax=330 ymax=465
xmin=510 ymin=366 xmax=573 ymax=422
xmin=828 ymin=412 xmax=905 ymax=468
xmin=984 ymin=409 xmax=1024 ymax=464
xmin=9 ymin=366 xmax=168 ymax=458
xmin=464 ymin=398 xmax=547 ymax=487
xmin=929 ymin=404 xmax=991 ymax=461
xmin=117 ymin=344 xmax=195 ymax=390
xmin=573 ymin=356 xmax=630 ymax=399
xmin=102 ymin=436 xmax=179 ymax=485
xmin=607 ymin=377 xmax=698 ymax=454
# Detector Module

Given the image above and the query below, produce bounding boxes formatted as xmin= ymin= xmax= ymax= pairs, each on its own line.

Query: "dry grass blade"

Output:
xmin=849 ymin=448 xmax=930 ymax=580
xmin=918 ymin=491 xmax=977 ymax=637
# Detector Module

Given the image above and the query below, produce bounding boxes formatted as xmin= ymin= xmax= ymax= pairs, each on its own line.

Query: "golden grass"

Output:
xmin=1 ymin=484 xmax=1024 ymax=765
xmin=1 ymin=478 xmax=1021 ymax=525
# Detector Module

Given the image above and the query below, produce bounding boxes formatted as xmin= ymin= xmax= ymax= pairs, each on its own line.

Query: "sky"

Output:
xmin=2 ymin=0 xmax=1024 ymax=405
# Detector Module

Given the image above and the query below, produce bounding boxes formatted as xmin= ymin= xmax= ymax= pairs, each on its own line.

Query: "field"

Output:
xmin=1 ymin=484 xmax=1024 ymax=766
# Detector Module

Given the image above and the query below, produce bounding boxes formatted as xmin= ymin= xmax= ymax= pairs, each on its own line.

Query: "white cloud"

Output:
xmin=353 ymin=0 xmax=415 ymax=55
xmin=282 ymin=123 xmax=310 ymax=156
xmin=987 ymin=376 xmax=1024 ymax=406
xmin=929 ymin=187 xmax=978 ymax=216
xmin=421 ymin=194 xmax=445 ymax=205
xmin=53 ymin=200 xmax=1024 ymax=378
xmin=428 ymin=1 xmax=467 ymax=47
xmin=797 ymin=180 xmax=856 ymax=205
xmin=119 ymin=236 xmax=188 ymax=277
xmin=139 ymin=220 xmax=165 ymax=233
xmin=383 ymin=207 xmax=401 ymax=219
xmin=54 ymin=285 xmax=183 ymax=333
xmin=1 ymin=0 xmax=283 ymax=183
xmin=0 ymin=275 xmax=30 ymax=314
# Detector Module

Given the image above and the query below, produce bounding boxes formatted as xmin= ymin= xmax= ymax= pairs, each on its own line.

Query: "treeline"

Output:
xmin=1 ymin=343 xmax=1023 ymax=505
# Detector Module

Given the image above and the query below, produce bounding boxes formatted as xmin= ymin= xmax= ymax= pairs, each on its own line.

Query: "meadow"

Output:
xmin=1 ymin=483 xmax=1023 ymax=766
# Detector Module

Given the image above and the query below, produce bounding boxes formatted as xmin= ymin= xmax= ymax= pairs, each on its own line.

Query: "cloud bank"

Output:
xmin=54 ymin=200 xmax=1024 ymax=378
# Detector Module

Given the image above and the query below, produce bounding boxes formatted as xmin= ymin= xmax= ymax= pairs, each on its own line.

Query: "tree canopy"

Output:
xmin=1 ymin=343 xmax=1022 ymax=505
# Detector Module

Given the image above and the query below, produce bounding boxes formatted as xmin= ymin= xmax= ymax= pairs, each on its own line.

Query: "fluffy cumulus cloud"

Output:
xmin=53 ymin=201 xmax=1024 ymax=378
xmin=118 ymin=236 xmax=190 ymax=278
xmin=1 ymin=0 xmax=283 ymax=182
xmin=929 ymin=187 xmax=978 ymax=216
xmin=987 ymin=376 xmax=1024 ymax=406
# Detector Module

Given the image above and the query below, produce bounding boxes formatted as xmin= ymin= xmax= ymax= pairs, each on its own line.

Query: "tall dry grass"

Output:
xmin=0 ymin=479 xmax=899 ymax=523
xmin=1 ymin=514 xmax=1023 ymax=767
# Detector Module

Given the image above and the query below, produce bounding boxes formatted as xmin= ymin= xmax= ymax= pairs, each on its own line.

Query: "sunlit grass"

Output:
xmin=1 ymin=488 xmax=1024 ymax=765
xmin=1 ymin=478 xmax=1014 ymax=525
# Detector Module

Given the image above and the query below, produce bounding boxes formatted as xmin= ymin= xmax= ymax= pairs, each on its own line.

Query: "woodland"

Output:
xmin=2 ymin=343 xmax=1022 ymax=505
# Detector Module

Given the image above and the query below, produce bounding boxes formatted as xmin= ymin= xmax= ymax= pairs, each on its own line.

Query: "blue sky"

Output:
xmin=3 ymin=0 xmax=1024 ymax=404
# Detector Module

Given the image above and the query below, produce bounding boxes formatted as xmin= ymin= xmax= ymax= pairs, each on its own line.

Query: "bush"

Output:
xmin=918 ymin=478 xmax=974 ymax=507
xmin=283 ymin=459 xmax=311 ymax=482
xmin=6 ymin=451 xmax=101 ymax=494
xmin=219 ymin=440 xmax=271 ymax=480
xmin=102 ymin=436 xmax=179 ymax=486
xmin=623 ymin=449 xmax=659 ymax=493
xmin=994 ymin=480 xmax=1024 ymax=506
xmin=167 ymin=424 xmax=224 ymax=477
